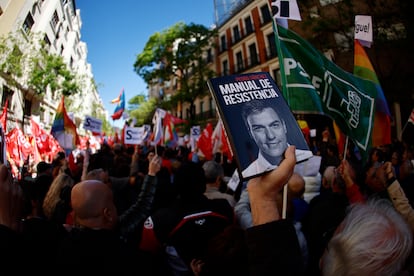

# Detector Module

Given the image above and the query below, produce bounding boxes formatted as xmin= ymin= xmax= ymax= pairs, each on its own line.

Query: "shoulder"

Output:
xmin=242 ymin=159 xmax=259 ymax=178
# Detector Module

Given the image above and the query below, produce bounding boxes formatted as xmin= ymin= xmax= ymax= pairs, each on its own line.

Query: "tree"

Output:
xmin=129 ymin=97 xmax=157 ymax=126
xmin=0 ymin=31 xmax=80 ymax=97
xmin=128 ymin=94 xmax=147 ymax=111
xmin=0 ymin=31 xmax=80 ymax=127
xmin=28 ymin=49 xmax=79 ymax=97
xmin=133 ymin=22 xmax=217 ymax=124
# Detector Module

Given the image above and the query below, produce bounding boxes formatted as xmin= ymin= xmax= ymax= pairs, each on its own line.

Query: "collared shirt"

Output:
xmin=242 ymin=148 xmax=313 ymax=179
xmin=204 ymin=186 xmax=236 ymax=207
xmin=242 ymin=152 xmax=277 ymax=179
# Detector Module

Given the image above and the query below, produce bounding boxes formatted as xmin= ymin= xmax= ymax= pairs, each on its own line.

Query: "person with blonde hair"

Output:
xmin=42 ymin=173 xmax=75 ymax=224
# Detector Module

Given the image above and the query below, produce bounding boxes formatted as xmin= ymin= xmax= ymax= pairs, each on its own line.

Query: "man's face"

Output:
xmin=247 ymin=107 xmax=287 ymax=159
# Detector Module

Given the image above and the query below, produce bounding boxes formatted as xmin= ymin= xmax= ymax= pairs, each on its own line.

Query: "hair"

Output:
xmin=200 ymin=225 xmax=249 ymax=276
xmin=321 ymin=199 xmax=413 ymax=276
xmin=202 ymin=160 xmax=224 ymax=183
xmin=42 ymin=173 xmax=75 ymax=220
xmin=86 ymin=168 xmax=105 ymax=181
xmin=241 ymin=100 xmax=280 ymax=131
xmin=173 ymin=161 xmax=206 ymax=199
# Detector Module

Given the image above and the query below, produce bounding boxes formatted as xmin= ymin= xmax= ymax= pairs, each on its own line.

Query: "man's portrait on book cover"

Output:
xmin=207 ymin=72 xmax=313 ymax=181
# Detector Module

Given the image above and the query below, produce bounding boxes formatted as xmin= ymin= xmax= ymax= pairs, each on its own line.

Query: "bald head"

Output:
xmin=71 ymin=180 xmax=117 ymax=229
xmin=288 ymin=172 xmax=305 ymax=199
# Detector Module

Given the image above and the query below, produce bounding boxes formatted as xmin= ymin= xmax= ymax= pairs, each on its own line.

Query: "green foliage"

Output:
xmin=133 ymin=22 xmax=217 ymax=121
xmin=28 ymin=48 xmax=79 ymax=96
xmin=0 ymin=31 xmax=80 ymax=97
xmin=128 ymin=94 xmax=147 ymax=110
xmin=129 ymin=97 xmax=157 ymax=126
xmin=0 ymin=34 xmax=25 ymax=86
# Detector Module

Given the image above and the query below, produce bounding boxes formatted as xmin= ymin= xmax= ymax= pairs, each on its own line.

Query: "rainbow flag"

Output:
xmin=111 ymin=89 xmax=125 ymax=120
xmin=51 ymin=96 xmax=80 ymax=150
xmin=354 ymin=39 xmax=391 ymax=147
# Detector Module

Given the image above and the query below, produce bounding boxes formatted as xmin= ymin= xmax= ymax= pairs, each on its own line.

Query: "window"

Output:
xmin=1 ymin=85 xmax=13 ymax=108
xmin=220 ymin=35 xmax=227 ymax=52
xmin=44 ymin=34 xmax=51 ymax=47
xmin=55 ymin=23 xmax=62 ymax=39
xmin=236 ymin=51 xmax=244 ymax=72
xmin=22 ymin=13 xmax=35 ymax=34
xmin=245 ymin=16 xmax=254 ymax=34
xmin=233 ymin=25 xmax=240 ymax=43
xmin=50 ymin=10 xmax=59 ymax=30
xmin=40 ymin=107 xmax=45 ymax=122
xmin=24 ymin=99 xmax=32 ymax=117
xmin=222 ymin=60 xmax=229 ymax=76
xmin=260 ymin=4 xmax=272 ymax=24
xmin=248 ymin=43 xmax=258 ymax=66
xmin=206 ymin=48 xmax=213 ymax=63
xmin=266 ymin=33 xmax=277 ymax=59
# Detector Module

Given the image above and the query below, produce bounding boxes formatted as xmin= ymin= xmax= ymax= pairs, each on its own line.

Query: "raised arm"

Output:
xmin=119 ymin=154 xmax=161 ymax=239
xmin=246 ymin=146 xmax=305 ymax=275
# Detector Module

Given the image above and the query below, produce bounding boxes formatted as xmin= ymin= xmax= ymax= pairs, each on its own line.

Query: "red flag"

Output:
xmin=221 ymin=126 xmax=233 ymax=161
xmin=163 ymin=112 xmax=178 ymax=148
xmin=28 ymin=135 xmax=42 ymax=164
xmin=197 ymin=123 xmax=213 ymax=160
xmin=68 ymin=152 xmax=77 ymax=175
xmin=0 ymin=99 xmax=8 ymax=132
xmin=31 ymin=118 xmax=51 ymax=155
xmin=5 ymin=127 xmax=33 ymax=166
xmin=121 ymin=124 xmax=127 ymax=145
xmin=212 ymin=120 xmax=233 ymax=161
xmin=408 ymin=109 xmax=414 ymax=125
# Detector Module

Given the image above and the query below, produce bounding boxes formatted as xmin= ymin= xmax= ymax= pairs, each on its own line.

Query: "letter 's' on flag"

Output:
xmin=111 ymin=89 xmax=125 ymax=120
xmin=50 ymin=96 xmax=80 ymax=150
xmin=272 ymin=23 xmax=377 ymax=154
xmin=353 ymin=39 xmax=391 ymax=147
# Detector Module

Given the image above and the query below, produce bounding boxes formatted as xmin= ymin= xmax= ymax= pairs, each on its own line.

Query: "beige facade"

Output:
xmin=0 ymin=0 xmax=106 ymax=134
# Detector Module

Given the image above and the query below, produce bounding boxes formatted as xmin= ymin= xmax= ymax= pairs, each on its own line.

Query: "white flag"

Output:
xmin=271 ymin=0 xmax=301 ymax=21
xmin=355 ymin=15 xmax=373 ymax=48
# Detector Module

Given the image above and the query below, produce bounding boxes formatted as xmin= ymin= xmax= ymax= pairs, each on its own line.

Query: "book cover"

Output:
xmin=207 ymin=72 xmax=313 ymax=181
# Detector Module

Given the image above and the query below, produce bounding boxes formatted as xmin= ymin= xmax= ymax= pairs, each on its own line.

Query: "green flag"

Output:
xmin=273 ymin=23 xmax=377 ymax=153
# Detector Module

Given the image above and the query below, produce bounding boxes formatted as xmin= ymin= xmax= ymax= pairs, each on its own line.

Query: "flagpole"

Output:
xmin=400 ymin=109 xmax=414 ymax=140
xmin=272 ymin=19 xmax=290 ymax=106
xmin=272 ymin=18 xmax=290 ymax=219
xmin=401 ymin=121 xmax=409 ymax=139
xmin=343 ymin=136 xmax=349 ymax=161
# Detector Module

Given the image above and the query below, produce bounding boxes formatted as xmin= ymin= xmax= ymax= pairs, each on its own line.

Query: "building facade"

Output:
xmin=0 ymin=0 xmax=106 ymax=134
xmin=184 ymin=0 xmax=279 ymax=126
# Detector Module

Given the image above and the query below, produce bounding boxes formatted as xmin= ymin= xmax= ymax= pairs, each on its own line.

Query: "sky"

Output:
xmin=76 ymin=0 xmax=216 ymax=127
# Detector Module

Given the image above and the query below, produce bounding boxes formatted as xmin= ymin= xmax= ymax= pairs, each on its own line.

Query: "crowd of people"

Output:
xmin=1 ymin=126 xmax=414 ymax=275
